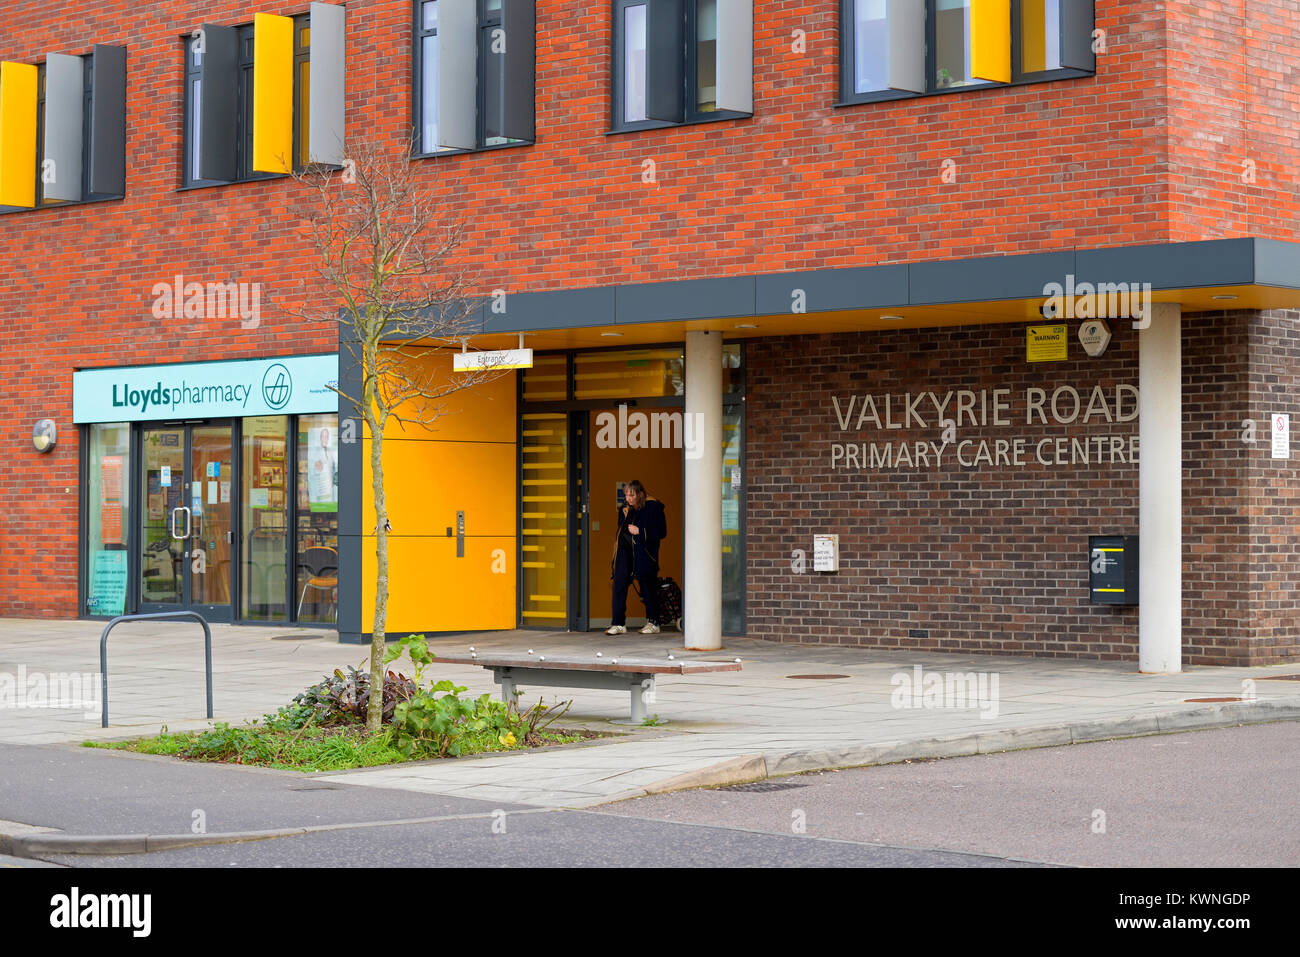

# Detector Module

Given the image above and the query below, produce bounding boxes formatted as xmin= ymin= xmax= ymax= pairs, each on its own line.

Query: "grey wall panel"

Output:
xmin=755 ymin=264 xmax=910 ymax=315
xmin=337 ymin=340 xmax=364 ymax=538
xmin=336 ymin=533 xmax=363 ymax=638
xmin=1077 ymin=239 xmax=1255 ymax=290
xmin=198 ymin=25 xmax=239 ymax=182
xmin=1253 ymin=238 xmax=1300 ymax=290
xmin=88 ymin=44 xmax=127 ymax=196
xmin=888 ymin=0 xmax=927 ymax=93
xmin=309 ymin=2 xmax=346 ymax=165
xmin=715 ymin=0 xmax=752 ymax=113
xmin=910 ymin=250 xmax=1077 ymax=305
xmin=43 ymin=53 xmax=83 ymax=201
xmin=500 ymin=0 xmax=536 ymax=141
xmin=482 ymin=288 xmax=610 ymax=333
xmin=482 ymin=285 xmax=617 ymax=333
xmin=616 ymin=275 xmax=754 ymax=324
xmin=646 ymin=0 xmax=684 ymax=122
xmin=1060 ymin=0 xmax=1096 ymax=72
xmin=437 ymin=0 xmax=478 ymax=150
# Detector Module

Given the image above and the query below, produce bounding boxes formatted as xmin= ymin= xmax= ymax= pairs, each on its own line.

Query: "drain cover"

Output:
xmin=786 ymin=674 xmax=851 ymax=680
xmin=717 ymin=781 xmax=808 ymax=793
xmin=1184 ymin=697 xmax=1243 ymax=703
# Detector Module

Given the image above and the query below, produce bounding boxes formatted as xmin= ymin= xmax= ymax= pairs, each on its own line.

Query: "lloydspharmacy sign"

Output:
xmin=73 ymin=355 xmax=339 ymax=424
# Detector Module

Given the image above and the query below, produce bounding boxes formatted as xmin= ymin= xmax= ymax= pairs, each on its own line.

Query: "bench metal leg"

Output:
xmin=500 ymin=675 xmax=515 ymax=704
xmin=630 ymin=678 xmax=652 ymax=724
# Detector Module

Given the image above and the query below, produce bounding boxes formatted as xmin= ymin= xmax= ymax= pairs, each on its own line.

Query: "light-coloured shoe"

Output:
xmin=605 ymin=625 xmax=627 ymax=635
xmin=640 ymin=622 xmax=661 ymax=635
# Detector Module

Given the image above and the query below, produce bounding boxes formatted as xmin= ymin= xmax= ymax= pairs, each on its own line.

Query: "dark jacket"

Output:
xmin=614 ymin=497 xmax=668 ymax=577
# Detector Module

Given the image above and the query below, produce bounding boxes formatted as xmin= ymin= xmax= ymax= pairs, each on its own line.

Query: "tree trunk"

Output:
xmin=365 ymin=380 xmax=388 ymax=733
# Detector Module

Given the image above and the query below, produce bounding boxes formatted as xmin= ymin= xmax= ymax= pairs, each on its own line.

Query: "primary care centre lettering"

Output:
xmin=829 ymin=384 xmax=1140 ymax=472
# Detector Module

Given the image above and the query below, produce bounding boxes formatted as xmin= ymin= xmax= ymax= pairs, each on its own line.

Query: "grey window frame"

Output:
xmin=610 ymin=0 xmax=748 ymax=135
xmin=411 ymin=0 xmax=535 ymax=159
xmin=838 ymin=0 xmax=1095 ymax=107
xmin=2 ymin=47 xmax=124 ymax=215
xmin=181 ymin=15 xmax=310 ymax=190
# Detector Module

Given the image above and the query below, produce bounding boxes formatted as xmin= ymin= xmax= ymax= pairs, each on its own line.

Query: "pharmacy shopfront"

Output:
xmin=73 ymin=355 xmax=340 ymax=624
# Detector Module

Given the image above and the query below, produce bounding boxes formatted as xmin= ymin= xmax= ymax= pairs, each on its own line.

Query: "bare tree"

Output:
xmin=290 ymin=138 xmax=506 ymax=732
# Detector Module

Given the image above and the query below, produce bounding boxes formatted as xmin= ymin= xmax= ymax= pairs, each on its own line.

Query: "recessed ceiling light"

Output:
xmin=735 ymin=323 xmax=757 ymax=329
xmin=1211 ymin=295 xmax=1238 ymax=301
xmin=880 ymin=315 xmax=905 ymax=321
xmin=600 ymin=332 xmax=623 ymax=337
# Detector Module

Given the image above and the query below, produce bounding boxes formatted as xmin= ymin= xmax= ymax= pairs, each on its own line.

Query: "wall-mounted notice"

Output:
xmin=90 ymin=550 xmax=127 ymax=616
xmin=813 ymin=534 xmax=840 ymax=573
xmin=1272 ymin=414 xmax=1290 ymax=459
xmin=1027 ymin=325 xmax=1068 ymax=363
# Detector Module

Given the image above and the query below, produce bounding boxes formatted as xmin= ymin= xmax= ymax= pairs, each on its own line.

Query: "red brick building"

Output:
xmin=1 ymin=1 xmax=1297 ymax=667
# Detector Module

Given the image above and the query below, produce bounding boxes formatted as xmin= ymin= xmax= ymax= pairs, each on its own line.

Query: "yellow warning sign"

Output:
xmin=1027 ymin=325 xmax=1068 ymax=362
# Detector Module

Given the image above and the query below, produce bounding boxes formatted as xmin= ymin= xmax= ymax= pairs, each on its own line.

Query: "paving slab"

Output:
xmin=2 ymin=619 xmax=1299 ymax=812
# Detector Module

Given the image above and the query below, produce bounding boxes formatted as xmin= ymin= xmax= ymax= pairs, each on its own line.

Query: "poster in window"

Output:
xmin=307 ymin=425 xmax=338 ymax=512
xmin=89 ymin=550 xmax=127 ymax=616
xmin=100 ymin=455 xmax=124 ymax=545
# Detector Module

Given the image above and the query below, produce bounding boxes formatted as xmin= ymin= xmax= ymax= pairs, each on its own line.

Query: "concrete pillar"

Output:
xmin=1139 ymin=302 xmax=1182 ymax=673
xmin=683 ymin=331 xmax=723 ymax=650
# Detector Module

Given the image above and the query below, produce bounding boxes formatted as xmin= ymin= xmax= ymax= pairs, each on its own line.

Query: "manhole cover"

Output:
xmin=1184 ymin=697 xmax=1243 ymax=703
xmin=717 ymin=781 xmax=808 ymax=793
xmin=786 ymin=674 xmax=851 ymax=680
xmin=271 ymin=634 xmax=325 ymax=641
xmin=287 ymin=785 xmax=344 ymax=791
xmin=1258 ymin=674 xmax=1300 ymax=681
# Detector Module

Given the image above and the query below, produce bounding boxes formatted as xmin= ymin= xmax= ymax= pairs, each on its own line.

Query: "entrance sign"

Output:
xmin=1272 ymin=414 xmax=1290 ymax=459
xmin=73 ymin=354 xmax=338 ymax=423
xmin=1027 ymin=325 xmax=1068 ymax=362
xmin=454 ymin=348 xmax=533 ymax=372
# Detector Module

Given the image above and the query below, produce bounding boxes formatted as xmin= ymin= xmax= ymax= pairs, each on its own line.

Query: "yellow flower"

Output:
xmin=499 ymin=732 xmax=517 ymax=747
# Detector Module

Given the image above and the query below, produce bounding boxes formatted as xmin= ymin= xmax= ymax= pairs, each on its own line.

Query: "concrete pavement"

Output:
xmin=1 ymin=617 xmax=1298 ymax=811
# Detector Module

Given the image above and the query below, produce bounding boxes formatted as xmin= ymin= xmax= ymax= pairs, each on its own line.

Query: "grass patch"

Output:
xmin=87 ymin=720 xmax=600 ymax=772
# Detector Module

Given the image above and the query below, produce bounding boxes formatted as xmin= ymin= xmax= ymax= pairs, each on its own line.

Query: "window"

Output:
xmin=413 ymin=0 xmax=536 ymax=156
xmin=183 ymin=3 xmax=344 ymax=188
xmin=611 ymin=0 xmax=752 ymax=133
xmin=839 ymin=0 xmax=1094 ymax=105
xmin=0 ymin=45 xmax=125 ymax=212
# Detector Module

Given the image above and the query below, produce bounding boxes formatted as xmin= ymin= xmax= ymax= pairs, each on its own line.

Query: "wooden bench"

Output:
xmin=435 ymin=652 xmax=742 ymax=723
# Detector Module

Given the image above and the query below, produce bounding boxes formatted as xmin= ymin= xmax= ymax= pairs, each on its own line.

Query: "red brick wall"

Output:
xmin=744 ymin=311 xmax=1294 ymax=666
xmin=0 ymin=1 xmax=1295 ymax=618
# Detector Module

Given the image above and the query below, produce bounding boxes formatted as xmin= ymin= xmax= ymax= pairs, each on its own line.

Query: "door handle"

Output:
xmin=170 ymin=506 xmax=192 ymax=540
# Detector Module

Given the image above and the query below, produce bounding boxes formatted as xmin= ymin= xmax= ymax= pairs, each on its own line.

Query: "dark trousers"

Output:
xmin=611 ymin=548 xmax=658 ymax=625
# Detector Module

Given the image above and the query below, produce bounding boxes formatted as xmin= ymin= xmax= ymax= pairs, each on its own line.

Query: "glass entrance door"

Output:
xmin=139 ymin=423 xmax=235 ymax=621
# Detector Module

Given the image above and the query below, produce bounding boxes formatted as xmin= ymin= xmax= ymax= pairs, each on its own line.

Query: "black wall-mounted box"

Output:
xmin=1089 ymin=535 xmax=1139 ymax=605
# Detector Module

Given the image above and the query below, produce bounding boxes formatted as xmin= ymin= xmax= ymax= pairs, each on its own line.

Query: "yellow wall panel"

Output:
xmin=0 ymin=62 xmax=38 ymax=208
xmin=362 ymin=535 xmax=515 ymax=633
xmin=971 ymin=0 xmax=1011 ymax=84
xmin=359 ymin=348 xmax=519 ymax=633
xmin=362 ymin=437 xmax=516 ymax=538
xmin=369 ymin=351 xmax=517 ymax=442
xmin=253 ymin=13 xmax=293 ymax=173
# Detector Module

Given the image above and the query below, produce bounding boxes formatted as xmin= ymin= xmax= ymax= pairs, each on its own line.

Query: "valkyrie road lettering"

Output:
xmin=829 ymin=384 xmax=1140 ymax=472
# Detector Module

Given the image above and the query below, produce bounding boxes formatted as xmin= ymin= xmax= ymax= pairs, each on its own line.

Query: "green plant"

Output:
xmin=640 ymin=714 xmax=663 ymax=727
xmin=518 ymin=697 xmax=573 ymax=745
xmin=383 ymin=634 xmax=437 ymax=689
xmin=287 ymin=664 xmax=417 ymax=727
xmin=389 ymin=681 xmax=528 ymax=758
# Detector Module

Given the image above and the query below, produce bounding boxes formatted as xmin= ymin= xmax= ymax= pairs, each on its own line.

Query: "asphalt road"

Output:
xmin=599 ymin=720 xmax=1300 ymax=868
xmin=2 ymin=721 xmax=1294 ymax=868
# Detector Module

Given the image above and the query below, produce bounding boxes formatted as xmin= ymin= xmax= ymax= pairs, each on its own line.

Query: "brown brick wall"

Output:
xmin=745 ymin=311 xmax=1295 ymax=666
